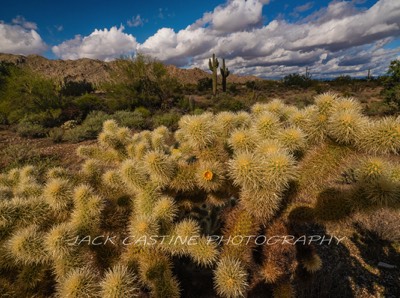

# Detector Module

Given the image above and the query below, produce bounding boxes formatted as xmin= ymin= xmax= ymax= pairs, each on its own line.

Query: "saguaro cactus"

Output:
xmin=208 ymin=53 xmax=219 ymax=96
xmin=220 ymin=58 xmax=230 ymax=93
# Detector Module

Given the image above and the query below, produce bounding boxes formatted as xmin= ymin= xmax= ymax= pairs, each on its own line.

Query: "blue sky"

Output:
xmin=0 ymin=0 xmax=399 ymax=78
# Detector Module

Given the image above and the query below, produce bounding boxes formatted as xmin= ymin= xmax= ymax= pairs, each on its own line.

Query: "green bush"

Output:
xmin=111 ymin=111 xmax=148 ymax=129
xmin=228 ymin=83 xmax=238 ymax=94
xmin=73 ymin=94 xmax=106 ymax=118
xmin=60 ymin=80 xmax=94 ymax=97
xmin=152 ymin=111 xmax=181 ymax=130
xmin=62 ymin=126 xmax=90 ymax=143
xmin=283 ymin=73 xmax=313 ymax=88
xmin=16 ymin=120 xmax=48 ymax=138
xmin=197 ymin=77 xmax=212 ymax=92
xmin=49 ymin=127 xmax=64 ymax=143
xmin=0 ymin=66 xmax=60 ymax=124
xmin=382 ymin=60 xmax=400 ymax=109
xmin=215 ymin=96 xmax=246 ymax=112
xmin=134 ymin=106 xmax=151 ymax=118
xmin=333 ymin=75 xmax=353 ymax=85
xmin=64 ymin=111 xmax=111 ymax=142
xmin=177 ymin=96 xmax=195 ymax=112
xmin=193 ymin=108 xmax=205 ymax=115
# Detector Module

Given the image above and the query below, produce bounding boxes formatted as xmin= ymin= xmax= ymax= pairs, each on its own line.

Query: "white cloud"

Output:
xmin=12 ymin=15 xmax=37 ymax=30
xmin=47 ymin=0 xmax=400 ymax=78
xmin=294 ymin=2 xmax=314 ymax=13
xmin=0 ymin=22 xmax=47 ymax=55
xmin=127 ymin=15 xmax=146 ymax=27
xmin=138 ymin=27 xmax=215 ymax=65
xmin=192 ymin=0 xmax=264 ymax=32
xmin=52 ymin=26 xmax=137 ymax=61
xmin=137 ymin=0 xmax=400 ymax=77
xmin=289 ymin=0 xmax=400 ymax=52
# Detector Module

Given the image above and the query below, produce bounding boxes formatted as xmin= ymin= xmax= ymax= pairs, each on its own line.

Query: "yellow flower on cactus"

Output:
xmin=203 ymin=170 xmax=214 ymax=181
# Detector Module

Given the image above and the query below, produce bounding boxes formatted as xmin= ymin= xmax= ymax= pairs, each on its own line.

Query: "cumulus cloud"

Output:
xmin=52 ymin=26 xmax=137 ymax=61
xmin=137 ymin=0 xmax=400 ymax=77
xmin=138 ymin=27 xmax=215 ymax=65
xmin=46 ymin=0 xmax=400 ymax=77
xmin=192 ymin=0 xmax=264 ymax=32
xmin=0 ymin=21 xmax=47 ymax=55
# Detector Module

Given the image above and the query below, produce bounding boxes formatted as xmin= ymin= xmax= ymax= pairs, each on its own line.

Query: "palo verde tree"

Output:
xmin=0 ymin=64 xmax=60 ymax=124
xmin=382 ymin=59 xmax=400 ymax=109
xmin=0 ymin=93 xmax=399 ymax=297
xmin=110 ymin=53 xmax=181 ymax=110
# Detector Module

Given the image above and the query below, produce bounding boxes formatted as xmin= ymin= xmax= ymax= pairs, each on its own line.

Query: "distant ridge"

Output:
xmin=0 ymin=53 xmax=261 ymax=86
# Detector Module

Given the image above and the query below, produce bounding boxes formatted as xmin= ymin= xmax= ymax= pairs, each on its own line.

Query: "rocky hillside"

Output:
xmin=0 ymin=53 xmax=260 ymax=86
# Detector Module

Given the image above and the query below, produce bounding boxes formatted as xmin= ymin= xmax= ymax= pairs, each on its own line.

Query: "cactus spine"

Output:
xmin=220 ymin=58 xmax=230 ymax=92
xmin=208 ymin=53 xmax=219 ymax=96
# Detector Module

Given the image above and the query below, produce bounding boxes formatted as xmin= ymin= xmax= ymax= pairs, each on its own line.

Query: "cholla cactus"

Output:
xmin=1 ymin=94 xmax=399 ymax=297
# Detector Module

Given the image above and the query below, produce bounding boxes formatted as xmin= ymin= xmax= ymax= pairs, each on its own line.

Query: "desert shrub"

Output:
xmin=73 ymin=94 xmax=106 ymax=118
xmin=60 ymin=80 xmax=94 ymax=97
xmin=1 ymin=93 xmax=400 ymax=297
xmin=364 ymin=101 xmax=394 ymax=116
xmin=152 ymin=111 xmax=181 ymax=130
xmin=112 ymin=54 xmax=179 ymax=110
xmin=63 ymin=111 xmax=111 ymax=142
xmin=382 ymin=60 xmax=400 ymax=109
xmin=333 ymin=75 xmax=353 ymax=85
xmin=177 ymin=96 xmax=196 ymax=112
xmin=193 ymin=108 xmax=205 ymax=115
xmin=20 ymin=109 xmax=63 ymax=128
xmin=62 ymin=126 xmax=89 ymax=143
xmin=134 ymin=106 xmax=151 ymax=118
xmin=245 ymin=80 xmax=257 ymax=90
xmin=49 ymin=127 xmax=64 ymax=143
xmin=81 ymin=111 xmax=110 ymax=130
xmin=215 ymin=96 xmax=246 ymax=112
xmin=0 ymin=66 xmax=61 ymax=124
xmin=16 ymin=119 xmax=48 ymax=138
xmin=228 ymin=83 xmax=238 ymax=93
xmin=197 ymin=77 xmax=213 ymax=92
xmin=111 ymin=110 xmax=147 ymax=129
xmin=283 ymin=73 xmax=313 ymax=88
xmin=61 ymin=120 xmax=78 ymax=130
xmin=101 ymin=82 xmax=139 ymax=111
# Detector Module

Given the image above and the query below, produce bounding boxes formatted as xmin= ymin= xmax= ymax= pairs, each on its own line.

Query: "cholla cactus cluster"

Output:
xmin=1 ymin=92 xmax=399 ymax=297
